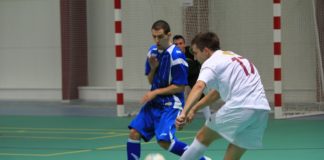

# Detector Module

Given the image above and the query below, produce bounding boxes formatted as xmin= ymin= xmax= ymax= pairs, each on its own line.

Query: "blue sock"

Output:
xmin=127 ymin=139 xmax=140 ymax=160
xmin=168 ymin=140 xmax=188 ymax=156
xmin=169 ymin=140 xmax=207 ymax=160
xmin=199 ymin=156 xmax=207 ymax=160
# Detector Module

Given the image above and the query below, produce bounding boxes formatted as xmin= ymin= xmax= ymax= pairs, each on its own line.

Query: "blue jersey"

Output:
xmin=128 ymin=44 xmax=188 ymax=142
xmin=145 ymin=44 xmax=188 ymax=109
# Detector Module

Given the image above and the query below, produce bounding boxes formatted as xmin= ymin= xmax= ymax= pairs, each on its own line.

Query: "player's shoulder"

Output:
xmin=217 ymin=50 xmax=243 ymax=59
xmin=209 ymin=50 xmax=239 ymax=63
xmin=148 ymin=45 xmax=158 ymax=52
xmin=167 ymin=45 xmax=185 ymax=59
xmin=147 ymin=45 xmax=158 ymax=56
xmin=203 ymin=50 xmax=222 ymax=64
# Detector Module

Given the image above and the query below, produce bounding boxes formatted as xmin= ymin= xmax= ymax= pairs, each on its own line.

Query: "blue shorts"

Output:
xmin=128 ymin=102 xmax=181 ymax=142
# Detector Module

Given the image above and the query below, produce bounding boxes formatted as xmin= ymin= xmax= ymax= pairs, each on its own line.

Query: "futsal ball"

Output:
xmin=144 ymin=153 xmax=165 ymax=160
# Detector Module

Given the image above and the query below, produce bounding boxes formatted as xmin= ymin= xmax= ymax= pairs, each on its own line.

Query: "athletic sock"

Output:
xmin=127 ymin=138 xmax=141 ymax=160
xmin=168 ymin=140 xmax=189 ymax=156
xmin=179 ymin=138 xmax=208 ymax=160
xmin=168 ymin=139 xmax=208 ymax=160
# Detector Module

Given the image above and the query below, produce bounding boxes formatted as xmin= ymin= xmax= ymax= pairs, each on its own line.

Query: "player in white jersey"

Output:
xmin=176 ymin=32 xmax=271 ymax=160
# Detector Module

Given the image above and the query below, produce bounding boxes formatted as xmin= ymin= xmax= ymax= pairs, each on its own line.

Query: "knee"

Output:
xmin=129 ymin=129 xmax=141 ymax=140
xmin=196 ymin=133 xmax=208 ymax=145
xmin=196 ymin=128 xmax=214 ymax=146
xmin=157 ymin=141 xmax=171 ymax=150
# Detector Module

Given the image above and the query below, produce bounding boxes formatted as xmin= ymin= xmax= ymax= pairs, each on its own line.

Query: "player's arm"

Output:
xmin=186 ymin=89 xmax=220 ymax=122
xmin=184 ymin=65 xmax=219 ymax=115
xmin=146 ymin=56 xmax=159 ymax=84
xmin=182 ymin=80 xmax=205 ymax=115
xmin=191 ymin=89 xmax=219 ymax=113
xmin=176 ymin=80 xmax=205 ymax=130
xmin=140 ymin=84 xmax=185 ymax=104
xmin=147 ymin=67 xmax=157 ymax=84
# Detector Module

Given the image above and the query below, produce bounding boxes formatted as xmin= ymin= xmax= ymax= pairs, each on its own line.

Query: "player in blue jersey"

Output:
xmin=126 ymin=20 xmax=210 ymax=160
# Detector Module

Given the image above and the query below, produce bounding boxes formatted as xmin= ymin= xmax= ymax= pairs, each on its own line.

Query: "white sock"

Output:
xmin=179 ymin=138 xmax=207 ymax=160
xmin=202 ymin=106 xmax=211 ymax=120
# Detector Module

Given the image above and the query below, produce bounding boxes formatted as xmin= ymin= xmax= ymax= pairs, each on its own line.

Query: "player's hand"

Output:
xmin=176 ymin=113 xmax=187 ymax=130
xmin=140 ymin=91 xmax=157 ymax=104
xmin=186 ymin=110 xmax=196 ymax=124
xmin=148 ymin=56 xmax=159 ymax=70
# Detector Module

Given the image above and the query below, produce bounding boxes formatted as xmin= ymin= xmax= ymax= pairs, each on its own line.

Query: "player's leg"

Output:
xmin=127 ymin=104 xmax=154 ymax=160
xmin=155 ymin=107 xmax=190 ymax=155
xmin=127 ymin=129 xmax=141 ymax=160
xmin=156 ymin=107 xmax=210 ymax=160
xmin=224 ymin=144 xmax=246 ymax=160
xmin=158 ymin=139 xmax=188 ymax=156
xmin=179 ymin=125 xmax=221 ymax=160
xmin=158 ymin=138 xmax=211 ymax=160
xmin=222 ymin=109 xmax=268 ymax=160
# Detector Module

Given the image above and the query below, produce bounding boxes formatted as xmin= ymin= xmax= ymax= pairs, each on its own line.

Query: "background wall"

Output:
xmin=0 ymin=0 xmax=319 ymax=103
xmin=0 ymin=0 xmax=61 ymax=100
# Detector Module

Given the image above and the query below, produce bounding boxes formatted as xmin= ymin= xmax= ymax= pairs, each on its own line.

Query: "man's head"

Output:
xmin=151 ymin=20 xmax=171 ymax=50
xmin=191 ymin=32 xmax=220 ymax=64
xmin=173 ymin=35 xmax=186 ymax=53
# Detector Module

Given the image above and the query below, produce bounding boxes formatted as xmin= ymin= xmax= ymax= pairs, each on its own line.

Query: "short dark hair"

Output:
xmin=173 ymin=35 xmax=185 ymax=42
xmin=151 ymin=20 xmax=170 ymax=34
xmin=191 ymin=32 xmax=220 ymax=52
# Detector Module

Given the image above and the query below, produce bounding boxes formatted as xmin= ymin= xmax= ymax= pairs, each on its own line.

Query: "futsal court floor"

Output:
xmin=0 ymin=101 xmax=323 ymax=160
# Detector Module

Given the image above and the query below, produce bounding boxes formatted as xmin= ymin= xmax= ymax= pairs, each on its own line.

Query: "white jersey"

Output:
xmin=198 ymin=50 xmax=270 ymax=110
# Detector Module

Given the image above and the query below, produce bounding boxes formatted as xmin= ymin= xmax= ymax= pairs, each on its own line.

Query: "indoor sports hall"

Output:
xmin=0 ymin=0 xmax=323 ymax=160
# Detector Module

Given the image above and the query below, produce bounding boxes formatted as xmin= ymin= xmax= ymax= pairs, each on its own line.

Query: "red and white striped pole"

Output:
xmin=114 ymin=0 xmax=125 ymax=117
xmin=274 ymin=0 xmax=283 ymax=119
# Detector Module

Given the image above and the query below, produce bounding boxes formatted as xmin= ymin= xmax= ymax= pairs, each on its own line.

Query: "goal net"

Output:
xmin=182 ymin=0 xmax=324 ymax=119
xmin=121 ymin=0 xmax=324 ymax=118
xmin=183 ymin=0 xmax=324 ymax=118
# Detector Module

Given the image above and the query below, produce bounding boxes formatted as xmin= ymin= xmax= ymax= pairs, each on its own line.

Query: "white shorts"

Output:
xmin=205 ymin=107 xmax=269 ymax=149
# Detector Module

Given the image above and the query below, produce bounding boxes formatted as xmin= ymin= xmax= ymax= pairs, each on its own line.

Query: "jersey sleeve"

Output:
xmin=170 ymin=50 xmax=188 ymax=85
xmin=197 ymin=66 xmax=216 ymax=89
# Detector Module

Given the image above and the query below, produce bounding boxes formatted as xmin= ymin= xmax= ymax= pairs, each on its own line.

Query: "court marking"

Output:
xmin=0 ymin=127 xmax=129 ymax=140
xmin=0 ymin=127 xmax=197 ymax=133
xmin=0 ymin=126 xmax=197 ymax=157
xmin=0 ymin=133 xmax=129 ymax=140
xmin=0 ymin=149 xmax=92 ymax=157
xmin=0 ymin=127 xmax=126 ymax=132
xmin=97 ymin=136 xmax=196 ymax=150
